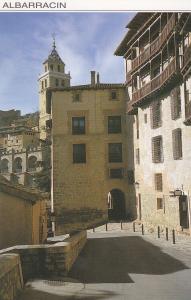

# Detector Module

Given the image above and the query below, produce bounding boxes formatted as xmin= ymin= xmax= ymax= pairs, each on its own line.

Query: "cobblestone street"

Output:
xmin=18 ymin=223 xmax=191 ymax=300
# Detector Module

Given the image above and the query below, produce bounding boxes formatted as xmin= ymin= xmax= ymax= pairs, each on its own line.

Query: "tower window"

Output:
xmin=45 ymin=66 xmax=47 ymax=72
xmin=55 ymin=79 xmax=59 ymax=87
xmin=58 ymin=65 xmax=60 ymax=72
xmin=45 ymin=79 xmax=47 ymax=88
xmin=108 ymin=143 xmax=122 ymax=163
xmin=73 ymin=144 xmax=86 ymax=163
xmin=72 ymin=117 xmax=85 ymax=134
xmin=50 ymin=65 xmax=53 ymax=71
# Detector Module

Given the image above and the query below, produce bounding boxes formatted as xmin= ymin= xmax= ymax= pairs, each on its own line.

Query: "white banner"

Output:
xmin=0 ymin=0 xmax=191 ymax=12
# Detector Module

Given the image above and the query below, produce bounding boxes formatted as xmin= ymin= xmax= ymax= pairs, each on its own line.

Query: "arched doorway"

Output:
xmin=108 ymin=189 xmax=126 ymax=221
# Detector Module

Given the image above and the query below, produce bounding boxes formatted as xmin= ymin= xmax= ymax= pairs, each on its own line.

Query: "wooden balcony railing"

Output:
xmin=185 ymin=101 xmax=191 ymax=124
xmin=182 ymin=44 xmax=191 ymax=74
xmin=131 ymin=57 xmax=176 ymax=104
xmin=131 ymin=14 xmax=176 ymax=73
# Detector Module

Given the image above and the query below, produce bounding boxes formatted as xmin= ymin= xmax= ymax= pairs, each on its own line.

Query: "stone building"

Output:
xmin=115 ymin=13 xmax=191 ymax=232
xmin=0 ymin=124 xmax=49 ymax=186
xmin=39 ymin=43 xmax=136 ymax=234
xmin=0 ymin=175 xmax=48 ymax=249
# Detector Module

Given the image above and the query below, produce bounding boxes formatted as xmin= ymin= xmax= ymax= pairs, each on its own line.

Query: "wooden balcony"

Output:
xmin=127 ymin=57 xmax=177 ymax=112
xmin=130 ymin=14 xmax=176 ymax=73
xmin=182 ymin=44 xmax=191 ymax=77
xmin=184 ymin=101 xmax=191 ymax=125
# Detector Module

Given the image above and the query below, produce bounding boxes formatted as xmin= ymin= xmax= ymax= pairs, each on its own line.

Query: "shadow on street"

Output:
xmin=69 ymin=235 xmax=188 ymax=283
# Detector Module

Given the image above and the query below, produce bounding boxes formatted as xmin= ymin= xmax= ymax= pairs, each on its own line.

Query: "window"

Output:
xmin=111 ymin=90 xmax=117 ymax=100
xmin=127 ymin=170 xmax=135 ymax=184
xmin=45 ymin=79 xmax=47 ymax=88
xmin=172 ymin=128 xmax=182 ymax=160
xmin=72 ymin=117 xmax=85 ymax=135
xmin=50 ymin=65 xmax=53 ymax=71
xmin=45 ymin=66 xmax=47 ymax=72
xmin=108 ymin=143 xmax=122 ymax=163
xmin=152 ymin=136 xmax=163 ymax=163
xmin=108 ymin=116 xmax=121 ymax=134
xmin=58 ymin=65 xmax=60 ymax=72
xmin=73 ymin=144 xmax=86 ymax=163
xmin=157 ymin=198 xmax=163 ymax=210
xmin=135 ymin=148 xmax=140 ymax=164
xmin=150 ymin=100 xmax=162 ymax=129
xmin=61 ymin=80 xmax=65 ymax=87
xmin=155 ymin=173 xmax=163 ymax=191
xmin=170 ymin=87 xmax=181 ymax=120
xmin=73 ymin=93 xmax=81 ymax=102
xmin=144 ymin=114 xmax=147 ymax=124
xmin=41 ymin=81 xmax=44 ymax=89
xmin=109 ymin=168 xmax=124 ymax=179
xmin=55 ymin=79 xmax=59 ymax=87
xmin=136 ymin=115 xmax=139 ymax=139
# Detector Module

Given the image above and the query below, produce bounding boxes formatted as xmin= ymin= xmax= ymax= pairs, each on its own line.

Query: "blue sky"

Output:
xmin=0 ymin=12 xmax=134 ymax=114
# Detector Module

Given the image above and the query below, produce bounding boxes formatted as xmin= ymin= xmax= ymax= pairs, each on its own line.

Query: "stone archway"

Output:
xmin=107 ymin=189 xmax=126 ymax=221
xmin=0 ymin=159 xmax=9 ymax=173
xmin=13 ymin=157 xmax=22 ymax=173
xmin=28 ymin=156 xmax=37 ymax=172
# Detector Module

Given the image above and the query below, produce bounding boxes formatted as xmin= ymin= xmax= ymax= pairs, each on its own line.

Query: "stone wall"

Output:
xmin=0 ymin=231 xmax=87 ymax=283
xmin=0 ymin=254 xmax=23 ymax=300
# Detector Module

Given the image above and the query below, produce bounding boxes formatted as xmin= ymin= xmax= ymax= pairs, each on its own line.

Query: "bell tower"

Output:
xmin=39 ymin=36 xmax=71 ymax=140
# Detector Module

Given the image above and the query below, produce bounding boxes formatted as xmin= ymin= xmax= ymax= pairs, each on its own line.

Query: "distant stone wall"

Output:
xmin=0 ymin=254 xmax=23 ymax=300
xmin=0 ymin=231 xmax=87 ymax=283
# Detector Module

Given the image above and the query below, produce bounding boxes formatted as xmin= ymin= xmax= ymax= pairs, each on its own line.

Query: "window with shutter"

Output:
xmin=150 ymin=100 xmax=162 ymax=129
xmin=152 ymin=136 xmax=163 ymax=163
xmin=135 ymin=148 xmax=140 ymax=164
xmin=157 ymin=198 xmax=163 ymax=210
xmin=154 ymin=173 xmax=163 ymax=191
xmin=172 ymin=128 xmax=182 ymax=160
xmin=170 ymin=87 xmax=181 ymax=120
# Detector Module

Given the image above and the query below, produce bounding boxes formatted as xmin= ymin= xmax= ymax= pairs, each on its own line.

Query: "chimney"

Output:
xmin=97 ymin=72 xmax=100 ymax=84
xmin=91 ymin=71 xmax=96 ymax=85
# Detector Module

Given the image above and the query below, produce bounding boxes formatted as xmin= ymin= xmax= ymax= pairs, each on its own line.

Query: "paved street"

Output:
xmin=18 ymin=226 xmax=191 ymax=300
